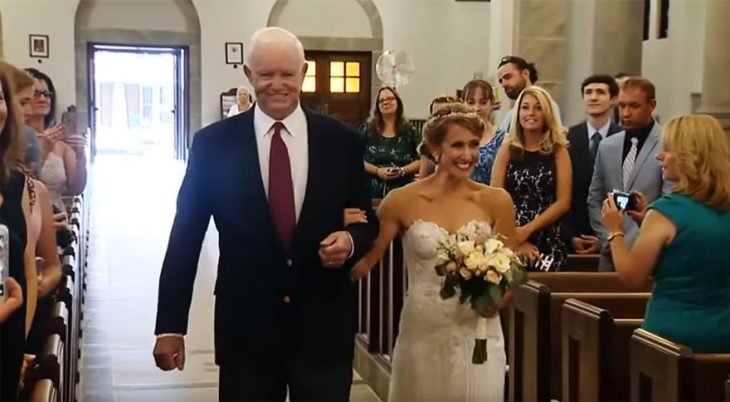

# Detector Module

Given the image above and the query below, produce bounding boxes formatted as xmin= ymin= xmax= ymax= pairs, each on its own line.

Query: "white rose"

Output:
xmin=484 ymin=238 xmax=502 ymax=254
xmin=464 ymin=250 xmax=488 ymax=271
xmin=487 ymin=253 xmax=511 ymax=273
xmin=456 ymin=241 xmax=475 ymax=257
xmin=485 ymin=270 xmax=502 ymax=284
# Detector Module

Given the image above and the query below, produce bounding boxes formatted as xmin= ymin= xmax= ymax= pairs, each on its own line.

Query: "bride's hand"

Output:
xmin=350 ymin=257 xmax=374 ymax=281
xmin=480 ymin=290 xmax=513 ymax=318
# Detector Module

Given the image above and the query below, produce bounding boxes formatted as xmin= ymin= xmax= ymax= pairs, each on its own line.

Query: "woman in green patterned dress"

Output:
xmin=359 ymin=87 xmax=421 ymax=200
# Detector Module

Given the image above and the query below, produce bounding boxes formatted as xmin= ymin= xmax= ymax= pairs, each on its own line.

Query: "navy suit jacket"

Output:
xmin=155 ymin=107 xmax=378 ymax=365
xmin=563 ymin=121 xmax=622 ymax=247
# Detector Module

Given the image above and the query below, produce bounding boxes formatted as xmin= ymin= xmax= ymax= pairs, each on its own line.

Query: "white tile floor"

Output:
xmin=79 ymin=155 xmax=379 ymax=402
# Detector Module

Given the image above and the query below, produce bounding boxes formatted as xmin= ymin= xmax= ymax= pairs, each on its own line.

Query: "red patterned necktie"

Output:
xmin=268 ymin=121 xmax=296 ymax=251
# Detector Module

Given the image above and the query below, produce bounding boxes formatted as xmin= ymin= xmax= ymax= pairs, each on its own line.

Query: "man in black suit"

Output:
xmin=564 ymin=75 xmax=621 ymax=254
xmin=152 ymin=27 xmax=378 ymax=401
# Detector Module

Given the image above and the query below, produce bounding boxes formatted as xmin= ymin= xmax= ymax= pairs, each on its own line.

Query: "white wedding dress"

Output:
xmin=388 ymin=220 xmax=506 ymax=402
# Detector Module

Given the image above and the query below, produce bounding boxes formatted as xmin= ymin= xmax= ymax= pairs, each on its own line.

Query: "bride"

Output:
xmin=352 ymin=103 xmax=517 ymax=401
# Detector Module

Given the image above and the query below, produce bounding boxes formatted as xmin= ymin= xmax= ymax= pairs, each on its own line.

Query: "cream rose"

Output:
xmin=487 ymin=253 xmax=511 ymax=273
xmin=456 ymin=241 xmax=475 ymax=257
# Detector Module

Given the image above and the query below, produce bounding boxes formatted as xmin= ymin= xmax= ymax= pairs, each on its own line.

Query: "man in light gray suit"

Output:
xmin=588 ymin=77 xmax=671 ymax=270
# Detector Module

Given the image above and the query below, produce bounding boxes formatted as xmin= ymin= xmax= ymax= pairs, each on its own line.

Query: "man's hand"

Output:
xmin=0 ymin=277 xmax=24 ymax=323
xmin=571 ymin=235 xmax=601 ymax=254
xmin=153 ymin=336 xmax=186 ymax=371
xmin=319 ymin=231 xmax=353 ymax=268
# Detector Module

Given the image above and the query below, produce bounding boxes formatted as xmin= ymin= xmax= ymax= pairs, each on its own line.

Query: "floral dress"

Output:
xmin=470 ymin=129 xmax=506 ymax=184
xmin=359 ymin=122 xmax=421 ymax=199
xmin=504 ymin=150 xmax=567 ymax=271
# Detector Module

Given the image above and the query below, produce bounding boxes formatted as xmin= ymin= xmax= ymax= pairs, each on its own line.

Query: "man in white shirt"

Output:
xmin=496 ymin=55 xmax=562 ymax=132
xmin=153 ymin=27 xmax=377 ymax=401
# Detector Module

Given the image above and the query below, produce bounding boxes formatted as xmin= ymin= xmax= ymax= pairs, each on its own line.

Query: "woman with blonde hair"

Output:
xmin=602 ymin=114 xmax=730 ymax=352
xmin=491 ymin=86 xmax=571 ymax=271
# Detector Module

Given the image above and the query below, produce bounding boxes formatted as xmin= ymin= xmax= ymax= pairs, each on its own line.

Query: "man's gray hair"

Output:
xmin=244 ymin=27 xmax=305 ymax=68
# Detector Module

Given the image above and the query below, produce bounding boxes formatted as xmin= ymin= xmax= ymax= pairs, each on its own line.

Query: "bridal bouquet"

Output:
xmin=434 ymin=221 xmax=527 ymax=364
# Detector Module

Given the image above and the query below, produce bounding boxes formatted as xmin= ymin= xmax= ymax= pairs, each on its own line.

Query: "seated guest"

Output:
xmin=564 ymin=75 xmax=622 ymax=255
xmin=227 ymin=86 xmax=252 ymax=117
xmin=359 ymin=86 xmax=420 ymax=199
xmin=491 ymin=86 xmax=571 ymax=271
xmin=601 ymin=115 xmax=730 ymax=353
xmin=588 ymin=77 xmax=670 ymax=270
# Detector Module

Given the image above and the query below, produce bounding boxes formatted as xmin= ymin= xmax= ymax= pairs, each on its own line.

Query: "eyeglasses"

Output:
xmin=33 ymin=90 xmax=54 ymax=99
xmin=379 ymin=96 xmax=396 ymax=104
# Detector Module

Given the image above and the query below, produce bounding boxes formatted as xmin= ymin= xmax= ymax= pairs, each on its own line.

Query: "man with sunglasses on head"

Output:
xmin=496 ymin=55 xmax=563 ymax=133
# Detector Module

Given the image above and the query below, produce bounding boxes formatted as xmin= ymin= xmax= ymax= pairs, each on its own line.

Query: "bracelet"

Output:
xmin=608 ymin=231 xmax=625 ymax=242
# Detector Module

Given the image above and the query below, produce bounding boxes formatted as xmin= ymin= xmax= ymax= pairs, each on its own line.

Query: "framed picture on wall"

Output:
xmin=225 ymin=42 xmax=243 ymax=65
xmin=29 ymin=34 xmax=50 ymax=58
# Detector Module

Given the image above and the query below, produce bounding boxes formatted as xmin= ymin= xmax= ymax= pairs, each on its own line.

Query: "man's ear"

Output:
xmin=649 ymin=98 xmax=657 ymax=111
xmin=243 ymin=65 xmax=252 ymax=82
xmin=521 ymin=69 xmax=531 ymax=85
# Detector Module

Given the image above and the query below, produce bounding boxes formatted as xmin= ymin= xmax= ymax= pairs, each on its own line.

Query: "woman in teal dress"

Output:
xmin=602 ymin=115 xmax=730 ymax=352
xmin=359 ymin=87 xmax=421 ymax=200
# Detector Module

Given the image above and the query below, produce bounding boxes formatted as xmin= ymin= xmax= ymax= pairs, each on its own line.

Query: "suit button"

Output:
xmin=286 ymin=259 xmax=293 ymax=267
xmin=283 ymin=295 xmax=291 ymax=303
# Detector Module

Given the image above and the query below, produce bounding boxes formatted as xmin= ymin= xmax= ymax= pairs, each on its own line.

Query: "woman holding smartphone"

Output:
xmin=602 ymin=115 xmax=730 ymax=352
xmin=359 ymin=87 xmax=421 ymax=201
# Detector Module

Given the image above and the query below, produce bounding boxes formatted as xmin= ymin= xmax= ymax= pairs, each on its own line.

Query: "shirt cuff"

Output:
xmin=157 ymin=333 xmax=184 ymax=339
xmin=346 ymin=232 xmax=355 ymax=259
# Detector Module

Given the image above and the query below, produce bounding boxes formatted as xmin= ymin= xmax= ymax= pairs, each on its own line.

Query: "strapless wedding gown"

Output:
xmin=388 ymin=220 xmax=506 ymax=401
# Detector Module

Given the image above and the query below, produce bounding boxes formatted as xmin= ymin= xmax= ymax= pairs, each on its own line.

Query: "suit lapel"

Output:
xmin=627 ymin=123 xmax=660 ymax=189
xmin=610 ymin=131 xmax=627 ymax=190
xmin=608 ymin=122 xmax=622 ymax=136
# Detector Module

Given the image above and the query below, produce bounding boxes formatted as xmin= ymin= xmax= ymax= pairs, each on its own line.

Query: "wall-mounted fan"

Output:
xmin=376 ymin=49 xmax=415 ymax=89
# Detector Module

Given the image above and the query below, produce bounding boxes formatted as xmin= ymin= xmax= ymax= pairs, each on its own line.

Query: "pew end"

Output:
xmin=631 ymin=328 xmax=730 ymax=401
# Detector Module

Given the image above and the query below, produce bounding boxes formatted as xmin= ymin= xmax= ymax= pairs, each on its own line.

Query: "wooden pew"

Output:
xmin=561 ymin=298 xmax=647 ymax=401
xmin=631 ymin=328 xmax=730 ymax=401
xmin=35 ymin=334 xmax=65 ymax=401
xmin=509 ymin=273 xmax=651 ymax=402
xmin=565 ymin=254 xmax=600 ymax=272
xmin=29 ymin=379 xmax=57 ymax=402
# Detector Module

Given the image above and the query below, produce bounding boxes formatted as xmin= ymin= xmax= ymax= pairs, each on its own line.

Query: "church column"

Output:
xmin=698 ymin=0 xmax=730 ymax=134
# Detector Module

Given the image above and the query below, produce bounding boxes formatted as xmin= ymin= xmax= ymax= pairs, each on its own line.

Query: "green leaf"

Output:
xmin=435 ymin=263 xmax=448 ymax=277
xmin=474 ymin=294 xmax=490 ymax=314
xmin=440 ymin=284 xmax=456 ymax=299
xmin=489 ymin=285 xmax=503 ymax=304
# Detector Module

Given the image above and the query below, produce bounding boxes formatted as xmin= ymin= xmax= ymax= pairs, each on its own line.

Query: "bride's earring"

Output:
xmin=434 ymin=154 xmax=441 ymax=164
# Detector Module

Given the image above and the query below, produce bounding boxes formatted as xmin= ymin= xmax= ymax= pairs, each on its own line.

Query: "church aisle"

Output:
xmin=79 ymin=155 xmax=379 ymax=401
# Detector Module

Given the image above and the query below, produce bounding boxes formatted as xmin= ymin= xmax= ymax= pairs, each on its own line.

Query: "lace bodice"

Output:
xmin=389 ymin=219 xmax=507 ymax=401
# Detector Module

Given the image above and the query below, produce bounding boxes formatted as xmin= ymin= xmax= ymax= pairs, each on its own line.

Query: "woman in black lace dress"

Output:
xmin=491 ymin=86 xmax=571 ymax=271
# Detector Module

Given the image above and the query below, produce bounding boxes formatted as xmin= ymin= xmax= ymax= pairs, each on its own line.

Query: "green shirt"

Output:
xmin=358 ymin=122 xmax=420 ymax=199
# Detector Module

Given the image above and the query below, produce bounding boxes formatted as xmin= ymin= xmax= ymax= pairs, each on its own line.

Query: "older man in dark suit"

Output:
xmin=152 ymin=27 xmax=377 ymax=401
xmin=564 ymin=75 xmax=622 ymax=255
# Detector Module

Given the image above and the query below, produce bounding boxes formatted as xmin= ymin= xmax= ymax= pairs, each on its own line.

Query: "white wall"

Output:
xmin=375 ymin=0 xmax=491 ymax=119
xmin=642 ymin=0 xmax=706 ymax=122
xmin=277 ymin=0 xmax=371 ymax=38
xmin=1 ymin=0 xmax=79 ymax=122
xmin=2 ymin=0 xmax=489 ymax=126
xmin=84 ymin=0 xmax=190 ymax=32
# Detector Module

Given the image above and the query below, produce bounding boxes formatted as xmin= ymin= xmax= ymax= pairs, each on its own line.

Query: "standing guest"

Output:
xmin=359 ymin=86 xmax=420 ymax=200
xmin=563 ymin=75 xmax=622 ymax=255
xmin=588 ymin=77 xmax=670 ymax=270
xmin=227 ymin=86 xmax=253 ymax=117
xmin=492 ymin=86 xmax=571 ymax=271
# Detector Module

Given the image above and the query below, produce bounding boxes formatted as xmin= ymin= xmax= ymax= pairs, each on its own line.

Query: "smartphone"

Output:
xmin=0 ymin=224 xmax=9 ymax=300
xmin=612 ymin=191 xmax=636 ymax=211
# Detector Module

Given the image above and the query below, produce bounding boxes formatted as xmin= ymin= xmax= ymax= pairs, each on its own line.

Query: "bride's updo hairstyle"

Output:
xmin=419 ymin=102 xmax=485 ymax=162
